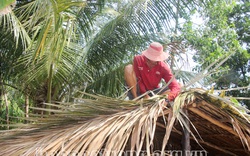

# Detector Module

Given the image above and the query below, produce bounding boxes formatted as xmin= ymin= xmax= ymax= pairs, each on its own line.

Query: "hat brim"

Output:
xmin=142 ymin=50 xmax=169 ymax=61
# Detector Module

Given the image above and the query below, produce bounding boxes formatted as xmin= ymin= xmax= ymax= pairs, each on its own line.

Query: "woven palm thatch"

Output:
xmin=0 ymin=89 xmax=250 ymax=156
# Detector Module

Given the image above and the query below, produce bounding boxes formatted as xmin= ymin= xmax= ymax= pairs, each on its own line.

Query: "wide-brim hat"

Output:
xmin=142 ymin=42 xmax=169 ymax=61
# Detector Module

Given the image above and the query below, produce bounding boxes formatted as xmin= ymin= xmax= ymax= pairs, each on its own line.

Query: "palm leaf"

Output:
xmin=0 ymin=10 xmax=31 ymax=48
xmin=1 ymin=89 xmax=249 ymax=155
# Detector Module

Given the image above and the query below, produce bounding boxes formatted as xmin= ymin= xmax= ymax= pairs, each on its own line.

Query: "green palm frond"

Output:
xmin=0 ymin=10 xmax=31 ymax=48
xmin=84 ymin=65 xmax=127 ymax=98
xmin=2 ymin=1 xmax=249 ymax=155
xmin=83 ymin=0 xmax=210 ymax=97
xmin=87 ymin=0 xmax=188 ymax=67
xmin=10 ymin=0 xmax=104 ymax=103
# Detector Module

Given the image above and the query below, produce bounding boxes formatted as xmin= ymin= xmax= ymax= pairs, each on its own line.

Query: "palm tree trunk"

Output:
xmin=1 ymin=79 xmax=9 ymax=129
xmin=3 ymin=92 xmax=9 ymax=130
xmin=46 ymin=63 xmax=53 ymax=115
xmin=0 ymin=80 xmax=3 ymax=109
xmin=25 ymin=95 xmax=29 ymax=123
xmin=47 ymin=63 xmax=53 ymax=104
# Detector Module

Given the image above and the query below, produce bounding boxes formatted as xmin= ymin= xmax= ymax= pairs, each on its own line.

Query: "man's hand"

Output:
xmin=144 ymin=94 xmax=150 ymax=99
xmin=164 ymin=93 xmax=169 ymax=99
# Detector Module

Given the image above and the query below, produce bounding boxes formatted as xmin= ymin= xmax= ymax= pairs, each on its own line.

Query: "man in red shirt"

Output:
xmin=124 ymin=42 xmax=180 ymax=101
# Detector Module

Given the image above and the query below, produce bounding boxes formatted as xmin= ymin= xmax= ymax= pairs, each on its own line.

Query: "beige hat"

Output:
xmin=142 ymin=42 xmax=169 ymax=61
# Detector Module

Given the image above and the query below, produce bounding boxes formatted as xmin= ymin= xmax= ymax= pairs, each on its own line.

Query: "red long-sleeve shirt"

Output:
xmin=133 ymin=55 xmax=180 ymax=101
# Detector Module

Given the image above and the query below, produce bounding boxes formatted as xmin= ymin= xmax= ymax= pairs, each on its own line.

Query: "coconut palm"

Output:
xmin=1 ymin=1 xmax=250 ymax=155
xmin=1 ymin=0 xmax=205 ymax=109
xmin=1 ymin=0 xmax=105 ymax=110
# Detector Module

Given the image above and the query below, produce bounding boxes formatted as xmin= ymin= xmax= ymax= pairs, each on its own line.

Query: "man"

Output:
xmin=124 ymin=42 xmax=180 ymax=101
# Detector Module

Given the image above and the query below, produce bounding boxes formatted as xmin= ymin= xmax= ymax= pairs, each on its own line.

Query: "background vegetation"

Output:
xmin=0 ymin=0 xmax=249 ymax=129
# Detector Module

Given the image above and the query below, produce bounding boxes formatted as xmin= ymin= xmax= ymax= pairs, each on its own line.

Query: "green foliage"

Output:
xmin=228 ymin=0 xmax=250 ymax=52
xmin=0 ymin=96 xmax=25 ymax=130
xmin=181 ymin=0 xmax=250 ymax=107
xmin=1 ymin=0 xmax=250 ymax=124
xmin=0 ymin=0 xmax=16 ymax=13
xmin=85 ymin=66 xmax=126 ymax=98
xmin=0 ymin=100 xmax=24 ymax=120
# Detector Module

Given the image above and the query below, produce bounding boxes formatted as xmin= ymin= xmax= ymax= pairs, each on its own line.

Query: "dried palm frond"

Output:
xmin=0 ymin=89 xmax=250 ymax=155
xmin=193 ymin=89 xmax=250 ymax=150
xmin=0 ymin=95 xmax=170 ymax=155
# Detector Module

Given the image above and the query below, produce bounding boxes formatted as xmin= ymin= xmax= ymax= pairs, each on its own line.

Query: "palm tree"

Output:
xmin=1 ymin=0 xmax=250 ymax=155
xmin=1 ymin=0 xmax=204 ymax=109
xmin=1 ymin=0 xmax=105 ymax=110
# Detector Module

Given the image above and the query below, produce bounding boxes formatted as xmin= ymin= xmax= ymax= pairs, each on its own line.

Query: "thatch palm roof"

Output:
xmin=0 ymin=89 xmax=250 ymax=156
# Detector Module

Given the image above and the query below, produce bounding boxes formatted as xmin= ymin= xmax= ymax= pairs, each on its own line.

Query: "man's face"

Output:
xmin=146 ymin=58 xmax=158 ymax=67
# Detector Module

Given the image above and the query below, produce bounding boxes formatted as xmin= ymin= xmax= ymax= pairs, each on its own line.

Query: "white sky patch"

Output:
xmin=178 ymin=50 xmax=197 ymax=72
xmin=191 ymin=13 xmax=205 ymax=26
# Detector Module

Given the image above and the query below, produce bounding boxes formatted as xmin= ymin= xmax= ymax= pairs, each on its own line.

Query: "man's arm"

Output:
xmin=161 ymin=64 xmax=181 ymax=101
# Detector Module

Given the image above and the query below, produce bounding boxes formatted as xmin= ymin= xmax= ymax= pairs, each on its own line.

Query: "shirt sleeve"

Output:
xmin=133 ymin=56 xmax=147 ymax=94
xmin=161 ymin=63 xmax=181 ymax=101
